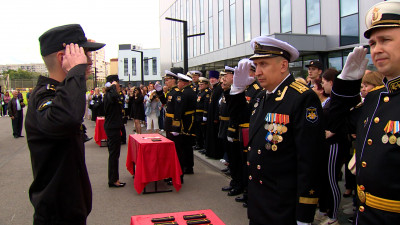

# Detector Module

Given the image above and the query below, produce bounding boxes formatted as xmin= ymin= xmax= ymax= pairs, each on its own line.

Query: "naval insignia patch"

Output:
xmin=38 ymin=100 xmax=52 ymax=111
xmin=306 ymin=107 xmax=318 ymax=123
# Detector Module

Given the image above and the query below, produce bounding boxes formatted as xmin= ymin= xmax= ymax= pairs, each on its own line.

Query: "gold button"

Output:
xmin=259 ymin=180 xmax=263 ymax=184
xmin=374 ymin=117 xmax=380 ymax=123
xmin=362 ymin=162 xmax=367 ymax=168
xmin=384 ymin=96 xmax=390 ymax=102
xmin=359 ymin=206 xmax=365 ymax=212
xmin=257 ymin=165 xmax=261 ymax=170
xmin=359 ymin=185 xmax=365 ymax=191
xmin=368 ymin=139 xmax=373 ymax=145
xmin=249 ymin=175 xmax=252 ymax=180
xmin=248 ymin=146 xmax=251 ymax=151
xmin=258 ymin=149 xmax=261 ymax=155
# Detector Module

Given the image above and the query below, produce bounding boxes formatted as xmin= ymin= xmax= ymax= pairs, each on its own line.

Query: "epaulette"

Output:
xmin=369 ymin=85 xmax=385 ymax=93
xmin=289 ymin=81 xmax=309 ymax=94
xmin=174 ymin=88 xmax=180 ymax=92
xmin=205 ymin=89 xmax=209 ymax=92
xmin=253 ymin=83 xmax=260 ymax=90
xmin=46 ymin=84 xmax=56 ymax=91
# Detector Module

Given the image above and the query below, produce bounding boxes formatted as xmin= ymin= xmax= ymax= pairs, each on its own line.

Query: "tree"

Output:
xmin=6 ymin=69 xmax=41 ymax=79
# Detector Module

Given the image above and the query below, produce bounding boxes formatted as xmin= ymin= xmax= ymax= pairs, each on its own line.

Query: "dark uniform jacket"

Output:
xmin=25 ymin=64 xmax=91 ymax=224
xmin=157 ymin=85 xmax=180 ymax=133
xmin=247 ymin=75 xmax=323 ymax=224
xmin=195 ymin=88 xmax=210 ymax=122
xmin=330 ymin=76 xmax=400 ymax=225
xmin=103 ymin=85 xmax=123 ymax=130
xmin=8 ymin=96 xmax=25 ymax=117
xmin=172 ymin=85 xmax=197 ymax=135
xmin=218 ymin=89 xmax=230 ymax=139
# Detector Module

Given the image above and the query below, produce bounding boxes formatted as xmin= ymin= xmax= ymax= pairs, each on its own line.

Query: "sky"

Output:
xmin=0 ymin=0 xmax=160 ymax=65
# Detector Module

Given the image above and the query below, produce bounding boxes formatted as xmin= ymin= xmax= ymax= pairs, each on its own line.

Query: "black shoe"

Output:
xmin=193 ymin=145 xmax=202 ymax=150
xmin=84 ymin=137 xmax=93 ymax=143
xmin=108 ymin=182 xmax=126 ymax=188
xmin=222 ymin=186 xmax=233 ymax=192
xmin=235 ymin=195 xmax=247 ymax=202
xmin=221 ymin=167 xmax=229 ymax=172
xmin=243 ymin=203 xmax=248 ymax=208
xmin=121 ymin=141 xmax=126 ymax=145
xmin=228 ymin=188 xmax=243 ymax=196
xmin=19 ymin=135 xmax=24 ymax=137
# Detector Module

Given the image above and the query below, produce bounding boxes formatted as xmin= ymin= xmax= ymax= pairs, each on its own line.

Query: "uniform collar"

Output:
xmin=37 ymin=75 xmax=60 ymax=87
xmin=266 ymin=73 xmax=292 ymax=95
xmin=385 ymin=75 xmax=400 ymax=93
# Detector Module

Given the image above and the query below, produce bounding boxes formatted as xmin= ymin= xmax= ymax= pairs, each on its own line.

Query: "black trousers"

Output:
xmin=105 ymin=128 xmax=121 ymax=184
xmin=194 ymin=121 xmax=205 ymax=148
xmin=12 ymin=110 xmax=23 ymax=137
xmin=182 ymin=135 xmax=195 ymax=171
xmin=120 ymin=124 xmax=126 ymax=144
xmin=227 ymin=140 xmax=244 ymax=190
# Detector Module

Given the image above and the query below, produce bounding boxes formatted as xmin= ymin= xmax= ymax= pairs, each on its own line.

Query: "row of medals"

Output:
xmin=264 ymin=123 xmax=288 ymax=151
xmin=381 ymin=133 xmax=400 ymax=146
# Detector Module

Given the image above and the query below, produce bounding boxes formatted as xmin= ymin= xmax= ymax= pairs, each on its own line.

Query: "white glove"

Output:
xmin=338 ymin=46 xmax=368 ymax=80
xmin=155 ymin=83 xmax=162 ymax=91
xmin=296 ymin=222 xmax=311 ymax=225
xmin=171 ymin=132 xmax=179 ymax=136
xmin=203 ymin=117 xmax=207 ymax=122
xmin=231 ymin=58 xmax=255 ymax=95
xmin=227 ymin=137 xmax=233 ymax=142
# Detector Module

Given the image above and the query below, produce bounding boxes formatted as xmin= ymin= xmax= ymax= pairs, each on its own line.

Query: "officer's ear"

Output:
xmin=279 ymin=58 xmax=289 ymax=73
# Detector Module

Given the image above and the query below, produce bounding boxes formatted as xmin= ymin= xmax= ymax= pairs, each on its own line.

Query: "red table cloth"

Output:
xmin=126 ymin=134 xmax=182 ymax=194
xmin=94 ymin=117 xmax=107 ymax=146
xmin=130 ymin=209 xmax=225 ymax=225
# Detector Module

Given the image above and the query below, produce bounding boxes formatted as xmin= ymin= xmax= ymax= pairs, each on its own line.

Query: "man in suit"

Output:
xmin=8 ymin=90 xmax=25 ymax=138
xmin=234 ymin=36 xmax=324 ymax=225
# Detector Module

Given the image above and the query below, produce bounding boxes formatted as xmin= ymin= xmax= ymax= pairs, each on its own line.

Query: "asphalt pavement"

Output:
xmin=0 ymin=110 xmax=353 ymax=225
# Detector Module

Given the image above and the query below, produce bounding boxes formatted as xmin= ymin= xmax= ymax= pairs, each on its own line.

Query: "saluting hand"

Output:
xmin=61 ymin=43 xmax=88 ymax=73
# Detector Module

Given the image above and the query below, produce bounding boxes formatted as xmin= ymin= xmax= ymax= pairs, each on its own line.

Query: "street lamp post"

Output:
xmin=165 ymin=17 xmax=205 ymax=74
xmin=131 ymin=49 xmax=144 ymax=85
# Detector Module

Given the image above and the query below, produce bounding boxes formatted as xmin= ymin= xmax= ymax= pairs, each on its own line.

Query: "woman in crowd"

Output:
xmin=91 ymin=88 xmax=103 ymax=121
xmin=131 ymin=87 xmax=145 ymax=134
xmin=3 ymin=91 xmax=11 ymax=117
xmin=145 ymin=91 xmax=162 ymax=133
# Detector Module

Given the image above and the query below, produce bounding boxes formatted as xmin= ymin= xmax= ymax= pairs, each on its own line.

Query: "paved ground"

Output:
xmin=0 ymin=111 xmax=353 ymax=225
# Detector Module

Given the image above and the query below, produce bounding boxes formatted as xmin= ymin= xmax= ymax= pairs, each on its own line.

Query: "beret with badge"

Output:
xmin=39 ymin=24 xmax=105 ymax=57
xmin=209 ymin=70 xmax=220 ymax=79
xmin=364 ymin=0 xmax=400 ymax=38
xmin=249 ymin=36 xmax=299 ymax=62
xmin=306 ymin=60 xmax=323 ymax=70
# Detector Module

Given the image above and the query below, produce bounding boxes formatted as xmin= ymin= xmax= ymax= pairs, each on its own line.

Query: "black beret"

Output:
xmin=106 ymin=75 xmax=119 ymax=83
xmin=39 ymin=24 xmax=105 ymax=56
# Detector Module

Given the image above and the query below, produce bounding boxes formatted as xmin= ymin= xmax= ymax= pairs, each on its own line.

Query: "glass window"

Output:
xmin=200 ymin=0 xmax=205 ymax=54
xmin=218 ymin=0 xmax=224 ymax=49
xmin=328 ymin=52 xmax=343 ymax=71
xmin=306 ymin=0 xmax=320 ymax=34
xmin=144 ymin=57 xmax=149 ymax=75
xmin=131 ymin=58 xmax=136 ymax=76
xmin=244 ymin=0 xmax=251 ymax=41
xmin=260 ymin=0 xmax=269 ymax=35
xmin=280 ymin=0 xmax=291 ymax=33
xmin=124 ymin=58 xmax=128 ymax=76
xmin=152 ymin=58 xmax=157 ymax=75
xmin=230 ymin=0 xmax=236 ymax=45
xmin=340 ymin=0 xmax=359 ymax=46
xmin=193 ymin=0 xmax=197 ymax=57
xmin=208 ymin=0 xmax=214 ymax=52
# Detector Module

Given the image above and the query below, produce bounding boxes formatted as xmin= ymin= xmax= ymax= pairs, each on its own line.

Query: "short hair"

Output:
xmin=321 ymin=68 xmax=339 ymax=82
xmin=362 ymin=71 xmax=384 ymax=87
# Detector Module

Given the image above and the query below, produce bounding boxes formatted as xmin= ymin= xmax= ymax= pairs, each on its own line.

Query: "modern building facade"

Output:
xmin=90 ymin=46 xmax=107 ymax=82
xmin=159 ymin=0 xmax=381 ymax=78
xmin=118 ymin=44 xmax=161 ymax=86
xmin=0 ymin=63 xmax=48 ymax=75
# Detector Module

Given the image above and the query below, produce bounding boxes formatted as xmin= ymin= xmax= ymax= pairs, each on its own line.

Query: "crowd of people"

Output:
xmin=21 ymin=1 xmax=400 ymax=224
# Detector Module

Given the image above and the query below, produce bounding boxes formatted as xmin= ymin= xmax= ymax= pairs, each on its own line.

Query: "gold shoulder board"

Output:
xmin=289 ymin=81 xmax=309 ymax=94
xmin=253 ymin=83 xmax=260 ymax=90
xmin=369 ymin=85 xmax=385 ymax=93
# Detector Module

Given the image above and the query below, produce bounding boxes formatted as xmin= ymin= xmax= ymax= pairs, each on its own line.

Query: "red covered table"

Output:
xmin=126 ymin=134 xmax=182 ymax=194
xmin=94 ymin=117 xmax=107 ymax=146
xmin=130 ymin=209 xmax=225 ymax=225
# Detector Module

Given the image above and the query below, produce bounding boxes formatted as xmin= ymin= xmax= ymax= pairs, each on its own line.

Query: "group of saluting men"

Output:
xmin=23 ymin=1 xmax=400 ymax=224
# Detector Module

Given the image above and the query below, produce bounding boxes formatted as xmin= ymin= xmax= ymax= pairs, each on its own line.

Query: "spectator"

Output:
xmin=91 ymin=88 xmax=103 ymax=121
xmin=8 ymin=90 xmax=25 ymax=138
xmin=3 ymin=91 xmax=11 ymax=116
xmin=145 ymin=91 xmax=162 ymax=133
xmin=131 ymin=87 xmax=145 ymax=134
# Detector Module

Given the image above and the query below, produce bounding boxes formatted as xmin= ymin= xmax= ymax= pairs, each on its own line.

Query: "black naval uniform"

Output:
xmin=103 ymin=84 xmax=124 ymax=185
xmin=330 ymin=76 xmax=400 ymax=224
xmin=26 ymin=64 xmax=91 ymax=225
xmin=247 ymin=75 xmax=323 ymax=224
xmin=173 ymin=85 xmax=197 ymax=174
xmin=205 ymin=82 xmax=225 ymax=159
xmin=195 ymin=87 xmax=211 ymax=149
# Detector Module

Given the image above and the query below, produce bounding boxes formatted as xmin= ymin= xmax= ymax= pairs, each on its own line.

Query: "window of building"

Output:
xmin=152 ymin=57 xmax=157 ymax=75
xmin=187 ymin=0 xmax=191 ymax=57
xmin=340 ymin=0 xmax=359 ymax=46
xmin=230 ymin=0 xmax=236 ymax=45
xmin=306 ymin=0 xmax=320 ymax=34
xmin=144 ymin=57 xmax=149 ymax=75
xmin=260 ymin=0 xmax=269 ymax=35
xmin=218 ymin=0 xmax=224 ymax=49
xmin=243 ymin=0 xmax=251 ymax=41
xmin=193 ymin=0 xmax=197 ymax=57
xmin=208 ymin=0 xmax=214 ymax=52
xmin=131 ymin=58 xmax=136 ymax=76
xmin=124 ymin=58 xmax=128 ymax=76
xmin=280 ymin=0 xmax=292 ymax=33
xmin=200 ymin=0 xmax=205 ymax=54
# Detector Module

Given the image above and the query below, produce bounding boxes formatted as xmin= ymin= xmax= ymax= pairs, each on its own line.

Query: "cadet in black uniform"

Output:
xmin=173 ymin=73 xmax=197 ymax=174
xmin=103 ymin=75 xmax=126 ymax=188
xmin=243 ymin=36 xmax=324 ymax=225
xmin=329 ymin=2 xmax=400 ymax=224
xmin=194 ymin=77 xmax=211 ymax=151
xmin=25 ymin=24 xmax=105 ymax=224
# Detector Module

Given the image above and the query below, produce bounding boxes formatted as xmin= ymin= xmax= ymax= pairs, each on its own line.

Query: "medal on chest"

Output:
xmin=264 ymin=113 xmax=289 ymax=151
xmin=382 ymin=120 xmax=400 ymax=145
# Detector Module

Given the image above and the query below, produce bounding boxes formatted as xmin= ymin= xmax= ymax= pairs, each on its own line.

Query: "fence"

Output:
xmin=1 ymin=78 xmax=103 ymax=92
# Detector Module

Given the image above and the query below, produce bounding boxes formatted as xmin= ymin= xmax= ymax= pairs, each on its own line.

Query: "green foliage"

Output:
xmin=6 ymin=69 xmax=41 ymax=79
